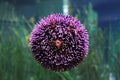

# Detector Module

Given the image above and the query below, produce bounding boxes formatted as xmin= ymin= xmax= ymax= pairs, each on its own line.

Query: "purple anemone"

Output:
xmin=29 ymin=14 xmax=89 ymax=71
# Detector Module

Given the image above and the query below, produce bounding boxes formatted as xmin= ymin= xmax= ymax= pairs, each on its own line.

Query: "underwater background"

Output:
xmin=0 ymin=0 xmax=120 ymax=80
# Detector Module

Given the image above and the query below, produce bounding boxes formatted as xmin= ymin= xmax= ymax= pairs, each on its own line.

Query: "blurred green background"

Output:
xmin=0 ymin=0 xmax=120 ymax=80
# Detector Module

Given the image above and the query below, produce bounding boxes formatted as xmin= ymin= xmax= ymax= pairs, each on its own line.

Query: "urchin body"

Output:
xmin=29 ymin=14 xmax=89 ymax=71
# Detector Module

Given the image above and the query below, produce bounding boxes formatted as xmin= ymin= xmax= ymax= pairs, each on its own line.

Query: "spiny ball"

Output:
xmin=29 ymin=14 xmax=89 ymax=71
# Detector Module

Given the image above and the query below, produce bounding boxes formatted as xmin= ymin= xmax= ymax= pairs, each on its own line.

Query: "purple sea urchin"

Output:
xmin=29 ymin=14 xmax=89 ymax=71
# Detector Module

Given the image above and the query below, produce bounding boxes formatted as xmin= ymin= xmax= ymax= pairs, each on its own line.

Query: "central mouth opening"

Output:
xmin=55 ymin=39 xmax=62 ymax=48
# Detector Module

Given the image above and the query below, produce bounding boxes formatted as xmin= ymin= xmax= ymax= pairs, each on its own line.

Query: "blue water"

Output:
xmin=1 ymin=0 xmax=120 ymax=28
xmin=71 ymin=0 xmax=120 ymax=28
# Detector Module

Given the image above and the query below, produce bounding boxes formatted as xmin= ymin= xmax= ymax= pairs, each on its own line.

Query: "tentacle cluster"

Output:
xmin=29 ymin=14 xmax=89 ymax=71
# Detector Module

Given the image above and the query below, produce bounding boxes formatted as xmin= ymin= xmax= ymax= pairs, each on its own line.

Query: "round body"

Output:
xmin=29 ymin=14 xmax=89 ymax=71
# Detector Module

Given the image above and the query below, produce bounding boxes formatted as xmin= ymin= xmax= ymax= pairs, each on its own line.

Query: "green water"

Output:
xmin=0 ymin=1 xmax=120 ymax=80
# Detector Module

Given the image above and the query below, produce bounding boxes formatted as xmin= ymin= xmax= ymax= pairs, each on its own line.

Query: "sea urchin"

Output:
xmin=29 ymin=14 xmax=89 ymax=71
